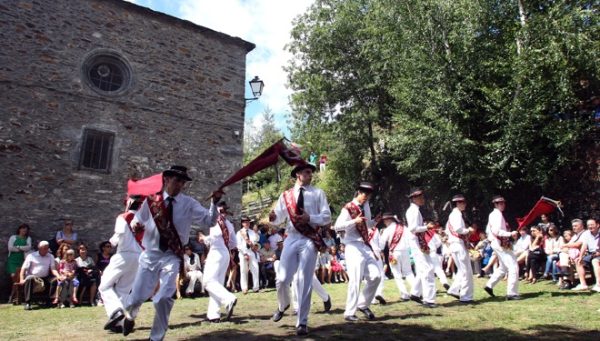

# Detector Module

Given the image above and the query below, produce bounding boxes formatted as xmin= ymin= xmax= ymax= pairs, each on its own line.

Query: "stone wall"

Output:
xmin=0 ymin=0 xmax=254 ymax=294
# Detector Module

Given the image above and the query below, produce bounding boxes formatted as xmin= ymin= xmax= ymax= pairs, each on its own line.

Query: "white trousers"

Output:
xmin=292 ymin=274 xmax=329 ymax=310
xmin=431 ymin=253 xmax=449 ymax=285
xmin=389 ymin=249 xmax=416 ymax=300
xmin=410 ymin=247 xmax=437 ymax=304
xmin=275 ymin=236 xmax=318 ymax=327
xmin=239 ymin=252 xmax=259 ymax=292
xmin=203 ymin=248 xmax=237 ymax=320
xmin=447 ymin=243 xmax=474 ymax=301
xmin=125 ymin=251 xmax=179 ymax=341
xmin=344 ymin=242 xmax=381 ymax=317
xmin=486 ymin=245 xmax=519 ymax=296
xmin=185 ymin=270 xmax=203 ymax=294
xmin=99 ymin=252 xmax=139 ymax=318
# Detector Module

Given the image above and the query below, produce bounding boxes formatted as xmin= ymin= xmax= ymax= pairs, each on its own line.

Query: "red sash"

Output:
xmin=389 ymin=223 xmax=404 ymax=253
xmin=447 ymin=221 xmax=468 ymax=248
xmin=490 ymin=220 xmax=512 ymax=249
xmin=416 ymin=229 xmax=435 ymax=253
xmin=345 ymin=202 xmax=378 ymax=259
xmin=368 ymin=227 xmax=377 ymax=243
xmin=217 ymin=214 xmax=230 ymax=249
xmin=148 ymin=194 xmax=185 ymax=275
xmin=283 ymin=188 xmax=325 ymax=250
xmin=120 ymin=211 xmax=144 ymax=250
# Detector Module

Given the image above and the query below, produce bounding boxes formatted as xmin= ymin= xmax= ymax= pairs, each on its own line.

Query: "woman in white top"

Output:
xmin=543 ymin=224 xmax=563 ymax=281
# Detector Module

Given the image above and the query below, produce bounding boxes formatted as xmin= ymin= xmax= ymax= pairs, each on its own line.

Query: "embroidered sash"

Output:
xmin=415 ymin=229 xmax=435 ymax=253
xmin=345 ymin=201 xmax=378 ymax=259
xmin=447 ymin=221 xmax=468 ymax=248
xmin=389 ymin=223 xmax=404 ymax=253
xmin=489 ymin=219 xmax=512 ymax=249
xmin=368 ymin=227 xmax=377 ymax=243
xmin=217 ymin=214 xmax=230 ymax=249
xmin=120 ymin=211 xmax=144 ymax=250
xmin=148 ymin=194 xmax=185 ymax=275
xmin=283 ymin=188 xmax=325 ymax=250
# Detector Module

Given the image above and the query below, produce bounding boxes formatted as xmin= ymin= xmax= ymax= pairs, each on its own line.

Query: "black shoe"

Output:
xmin=296 ymin=324 xmax=308 ymax=336
xmin=225 ymin=298 xmax=237 ymax=321
xmin=422 ymin=302 xmax=437 ymax=308
xmin=409 ymin=295 xmax=423 ymax=304
xmin=443 ymin=283 xmax=450 ymax=291
xmin=207 ymin=318 xmax=221 ymax=323
xmin=123 ymin=318 xmax=135 ymax=336
xmin=24 ymin=303 xmax=32 ymax=311
xmin=344 ymin=315 xmax=359 ymax=322
xmin=271 ymin=304 xmax=289 ymax=322
xmin=506 ymin=295 xmax=521 ymax=301
xmin=484 ymin=286 xmax=495 ymax=297
xmin=447 ymin=292 xmax=460 ymax=300
xmin=323 ymin=296 xmax=332 ymax=312
xmin=357 ymin=307 xmax=375 ymax=320
xmin=109 ymin=325 xmax=123 ymax=334
xmin=375 ymin=295 xmax=387 ymax=305
xmin=104 ymin=308 xmax=125 ymax=330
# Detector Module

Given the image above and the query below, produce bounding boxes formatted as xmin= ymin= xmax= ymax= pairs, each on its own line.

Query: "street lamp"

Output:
xmin=245 ymin=76 xmax=264 ymax=103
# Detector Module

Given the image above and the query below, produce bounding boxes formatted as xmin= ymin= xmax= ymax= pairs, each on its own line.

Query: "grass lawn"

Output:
xmin=1 ymin=277 xmax=599 ymax=340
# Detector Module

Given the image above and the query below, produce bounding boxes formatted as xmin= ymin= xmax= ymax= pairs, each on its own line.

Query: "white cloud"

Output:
xmin=178 ymin=0 xmax=314 ymax=133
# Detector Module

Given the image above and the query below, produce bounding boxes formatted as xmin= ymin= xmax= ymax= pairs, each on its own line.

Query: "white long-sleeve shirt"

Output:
xmin=237 ymin=228 xmax=258 ymax=255
xmin=445 ymin=208 xmax=469 ymax=245
xmin=271 ymin=184 xmax=331 ymax=239
xmin=487 ymin=208 xmax=512 ymax=248
xmin=205 ymin=218 xmax=237 ymax=251
xmin=405 ymin=202 xmax=426 ymax=249
xmin=109 ymin=211 xmax=143 ymax=254
xmin=369 ymin=227 xmax=382 ymax=254
xmin=184 ymin=252 xmax=202 ymax=272
xmin=333 ymin=199 xmax=375 ymax=244
xmin=135 ymin=190 xmax=218 ymax=252
xmin=380 ymin=222 xmax=411 ymax=252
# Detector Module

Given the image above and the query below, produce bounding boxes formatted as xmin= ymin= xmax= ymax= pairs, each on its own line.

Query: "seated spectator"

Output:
xmin=55 ymin=219 xmax=78 ymax=248
xmin=181 ymin=245 xmax=204 ymax=297
xmin=559 ymin=219 xmax=587 ymax=289
xmin=54 ymin=249 xmax=79 ymax=307
xmin=337 ymin=243 xmax=347 ymax=272
xmin=259 ymin=241 xmax=276 ymax=288
xmin=55 ymin=242 xmax=71 ymax=266
xmin=543 ymin=224 xmax=563 ymax=281
xmin=95 ymin=241 xmax=113 ymax=305
xmin=75 ymin=243 xmax=98 ymax=305
xmin=20 ymin=241 xmax=59 ymax=310
xmin=538 ymin=214 xmax=553 ymax=234
xmin=476 ymin=233 xmax=494 ymax=277
xmin=268 ymin=227 xmax=284 ymax=250
xmin=514 ymin=228 xmax=531 ymax=274
xmin=7 ymin=224 xmax=32 ymax=302
xmin=557 ymin=230 xmax=574 ymax=289
xmin=330 ymin=245 xmax=347 ymax=283
xmin=257 ymin=223 xmax=269 ymax=246
xmin=574 ymin=218 xmax=600 ymax=291
xmin=524 ymin=226 xmax=545 ymax=283
xmin=323 ymin=230 xmax=336 ymax=248
xmin=189 ymin=230 xmax=208 ymax=267
xmin=318 ymin=249 xmax=332 ymax=283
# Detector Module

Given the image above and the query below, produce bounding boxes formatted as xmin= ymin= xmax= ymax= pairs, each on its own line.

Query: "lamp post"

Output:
xmin=245 ymin=76 xmax=264 ymax=103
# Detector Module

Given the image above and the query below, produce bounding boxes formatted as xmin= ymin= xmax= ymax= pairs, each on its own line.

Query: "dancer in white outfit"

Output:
xmin=369 ymin=225 xmax=387 ymax=305
xmin=334 ymin=182 xmax=381 ymax=322
xmin=405 ymin=188 xmax=438 ymax=308
xmin=100 ymin=195 xmax=144 ymax=334
xmin=429 ymin=232 xmax=450 ymax=290
xmin=270 ymin=163 xmax=331 ymax=336
xmin=380 ymin=212 xmax=415 ymax=301
xmin=484 ymin=195 xmax=520 ymax=300
xmin=201 ymin=201 xmax=238 ymax=322
xmin=444 ymin=194 xmax=475 ymax=303
xmin=122 ymin=166 xmax=221 ymax=340
xmin=237 ymin=216 xmax=259 ymax=294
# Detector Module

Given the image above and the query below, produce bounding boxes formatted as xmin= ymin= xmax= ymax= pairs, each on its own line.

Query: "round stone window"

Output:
xmin=82 ymin=49 xmax=133 ymax=95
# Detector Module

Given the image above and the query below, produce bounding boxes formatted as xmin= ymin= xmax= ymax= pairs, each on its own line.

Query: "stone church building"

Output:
xmin=0 ymin=0 xmax=254 ymax=293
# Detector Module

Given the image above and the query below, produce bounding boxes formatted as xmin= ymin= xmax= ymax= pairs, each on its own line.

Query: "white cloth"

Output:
xmin=333 ymin=199 xmax=375 ymax=244
xmin=22 ymin=251 xmax=56 ymax=278
xmin=485 ymin=209 xmax=519 ymax=296
xmin=271 ymin=183 xmax=331 ymax=327
xmin=292 ymin=274 xmax=329 ymax=310
xmin=581 ymin=230 xmax=599 ymax=253
xmin=268 ymin=233 xmax=283 ymax=250
xmin=184 ymin=252 xmax=203 ymax=294
xmin=342 ymin=241 xmax=381 ymax=316
xmin=445 ymin=208 xmax=473 ymax=301
xmin=100 ymin=212 xmax=142 ymax=318
xmin=406 ymin=203 xmax=436 ymax=304
xmin=203 ymin=218 xmax=237 ymax=320
xmin=513 ymin=234 xmax=531 ymax=254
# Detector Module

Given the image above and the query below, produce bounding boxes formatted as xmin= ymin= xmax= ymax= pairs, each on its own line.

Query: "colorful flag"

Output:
xmin=127 ymin=173 xmax=163 ymax=196
xmin=516 ymin=196 xmax=562 ymax=230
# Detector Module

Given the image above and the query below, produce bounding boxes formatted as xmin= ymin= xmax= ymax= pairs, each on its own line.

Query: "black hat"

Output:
xmin=381 ymin=212 xmax=399 ymax=222
xmin=492 ymin=195 xmax=505 ymax=204
xmin=241 ymin=215 xmax=251 ymax=222
xmin=452 ymin=194 xmax=466 ymax=202
xmin=163 ymin=165 xmax=192 ymax=181
xmin=357 ymin=181 xmax=374 ymax=192
xmin=407 ymin=187 xmax=424 ymax=198
xmin=290 ymin=162 xmax=317 ymax=178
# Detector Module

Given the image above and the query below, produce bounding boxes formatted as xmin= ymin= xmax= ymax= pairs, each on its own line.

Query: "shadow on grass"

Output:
xmin=549 ymin=291 xmax=596 ymax=297
xmin=180 ymin=321 xmax=600 ymax=341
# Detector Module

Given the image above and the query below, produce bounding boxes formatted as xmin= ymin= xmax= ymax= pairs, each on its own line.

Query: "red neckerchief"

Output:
xmin=283 ymin=188 xmax=325 ymax=250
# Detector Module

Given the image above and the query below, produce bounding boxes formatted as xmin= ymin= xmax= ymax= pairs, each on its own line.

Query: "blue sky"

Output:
xmin=126 ymin=0 xmax=315 ymax=138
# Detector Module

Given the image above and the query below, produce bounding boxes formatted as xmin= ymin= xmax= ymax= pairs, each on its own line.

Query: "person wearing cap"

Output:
xmin=200 ymin=201 xmax=238 ymax=322
xmin=333 ymin=181 xmax=381 ymax=322
xmin=237 ymin=215 xmax=260 ymax=294
xmin=269 ymin=162 xmax=331 ymax=336
xmin=123 ymin=165 xmax=222 ymax=340
xmin=380 ymin=212 xmax=415 ymax=301
xmin=99 ymin=195 xmax=145 ymax=333
xmin=484 ymin=195 xmax=520 ymax=300
xmin=20 ymin=240 xmax=59 ymax=310
xmin=405 ymin=188 xmax=438 ymax=308
xmin=444 ymin=194 xmax=476 ymax=303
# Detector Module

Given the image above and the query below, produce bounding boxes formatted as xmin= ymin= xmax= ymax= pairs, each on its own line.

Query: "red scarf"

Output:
xmin=148 ymin=194 xmax=185 ymax=275
xmin=345 ymin=201 xmax=378 ymax=259
xmin=388 ymin=223 xmax=404 ymax=253
xmin=416 ymin=229 xmax=436 ymax=253
xmin=217 ymin=213 xmax=230 ymax=249
xmin=120 ymin=211 xmax=144 ymax=250
xmin=447 ymin=221 xmax=468 ymax=248
xmin=283 ymin=188 xmax=325 ymax=250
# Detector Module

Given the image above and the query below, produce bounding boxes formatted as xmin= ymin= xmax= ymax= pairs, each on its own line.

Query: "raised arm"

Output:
xmin=191 ymin=200 xmax=218 ymax=228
